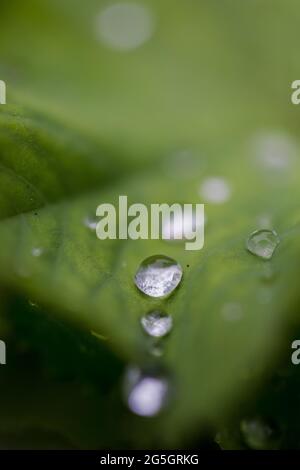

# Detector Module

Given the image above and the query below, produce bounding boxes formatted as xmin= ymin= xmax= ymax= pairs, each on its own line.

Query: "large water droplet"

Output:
xmin=95 ymin=3 xmax=154 ymax=51
xmin=241 ymin=417 xmax=281 ymax=450
xmin=246 ymin=229 xmax=280 ymax=260
xmin=141 ymin=311 xmax=173 ymax=338
xmin=134 ymin=255 xmax=182 ymax=298
xmin=124 ymin=366 xmax=170 ymax=417
xmin=199 ymin=177 xmax=231 ymax=204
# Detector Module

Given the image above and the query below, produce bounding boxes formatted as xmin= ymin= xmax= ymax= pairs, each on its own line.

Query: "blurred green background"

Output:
xmin=0 ymin=0 xmax=300 ymax=449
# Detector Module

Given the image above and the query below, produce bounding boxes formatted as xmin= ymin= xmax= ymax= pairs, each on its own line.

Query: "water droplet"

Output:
xmin=162 ymin=207 xmax=205 ymax=241
xmin=134 ymin=255 xmax=183 ymax=298
xmin=221 ymin=302 xmax=243 ymax=322
xmin=246 ymin=229 xmax=280 ymax=260
xmin=31 ymin=247 xmax=43 ymax=257
xmin=95 ymin=3 xmax=154 ymax=51
xmin=124 ymin=366 xmax=170 ymax=417
xmin=84 ymin=216 xmax=97 ymax=231
xmin=252 ymin=132 xmax=296 ymax=171
xmin=199 ymin=177 xmax=231 ymax=204
xmin=28 ymin=300 xmax=39 ymax=308
xmin=141 ymin=311 xmax=173 ymax=337
xmin=241 ymin=417 xmax=281 ymax=450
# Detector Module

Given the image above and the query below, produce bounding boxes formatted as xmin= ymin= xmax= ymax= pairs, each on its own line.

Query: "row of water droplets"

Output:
xmin=92 ymin=0 xmax=288 ymax=442
xmin=125 ymin=255 xmax=182 ymax=417
xmin=126 ymin=223 xmax=280 ymax=419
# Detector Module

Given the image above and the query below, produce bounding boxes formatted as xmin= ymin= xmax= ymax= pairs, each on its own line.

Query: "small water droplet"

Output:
xmin=84 ymin=216 xmax=97 ymax=231
xmin=246 ymin=229 xmax=280 ymax=260
xmin=240 ymin=417 xmax=281 ymax=450
xmin=199 ymin=177 xmax=231 ymax=204
xmin=141 ymin=311 xmax=173 ymax=338
xmin=124 ymin=366 xmax=170 ymax=417
xmin=28 ymin=300 xmax=39 ymax=308
xmin=95 ymin=3 xmax=154 ymax=51
xmin=221 ymin=302 xmax=243 ymax=322
xmin=31 ymin=247 xmax=43 ymax=257
xmin=134 ymin=255 xmax=183 ymax=298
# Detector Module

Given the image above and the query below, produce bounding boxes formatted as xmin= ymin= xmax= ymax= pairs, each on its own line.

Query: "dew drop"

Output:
xmin=246 ymin=229 xmax=280 ymax=260
xmin=141 ymin=311 xmax=173 ymax=338
xmin=199 ymin=177 xmax=231 ymax=204
xmin=124 ymin=366 xmax=170 ymax=417
xmin=240 ymin=417 xmax=281 ymax=450
xmin=95 ymin=3 xmax=154 ymax=51
xmin=134 ymin=255 xmax=182 ymax=298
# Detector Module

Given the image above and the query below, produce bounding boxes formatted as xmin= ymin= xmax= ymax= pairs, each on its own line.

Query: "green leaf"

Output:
xmin=0 ymin=106 xmax=300 ymax=446
xmin=1 ymin=0 xmax=300 ymax=449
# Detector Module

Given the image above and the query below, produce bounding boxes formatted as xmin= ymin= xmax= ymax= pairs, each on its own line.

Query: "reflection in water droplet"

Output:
xmin=241 ymin=417 xmax=281 ymax=450
xmin=134 ymin=255 xmax=182 ymax=298
xmin=31 ymin=247 xmax=43 ymax=257
xmin=29 ymin=300 xmax=39 ymax=308
xmin=95 ymin=3 xmax=154 ymax=51
xmin=221 ymin=302 xmax=243 ymax=322
xmin=253 ymin=132 xmax=296 ymax=171
xmin=124 ymin=366 xmax=170 ymax=417
xmin=141 ymin=311 xmax=173 ymax=338
xmin=199 ymin=177 xmax=231 ymax=204
xmin=84 ymin=216 xmax=97 ymax=231
xmin=162 ymin=207 xmax=205 ymax=241
xmin=246 ymin=229 xmax=280 ymax=260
